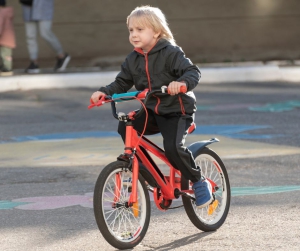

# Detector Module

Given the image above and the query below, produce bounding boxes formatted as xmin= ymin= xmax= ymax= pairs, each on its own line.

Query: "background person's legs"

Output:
xmin=39 ymin=20 xmax=70 ymax=71
xmin=25 ymin=22 xmax=38 ymax=62
xmin=0 ymin=46 xmax=13 ymax=76
xmin=38 ymin=20 xmax=64 ymax=56
xmin=0 ymin=46 xmax=12 ymax=70
xmin=24 ymin=22 xmax=40 ymax=73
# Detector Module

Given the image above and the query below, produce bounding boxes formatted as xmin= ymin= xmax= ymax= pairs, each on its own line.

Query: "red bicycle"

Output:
xmin=88 ymin=87 xmax=231 ymax=250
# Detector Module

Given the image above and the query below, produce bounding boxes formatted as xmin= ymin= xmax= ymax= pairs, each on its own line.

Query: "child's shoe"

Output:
xmin=192 ymin=177 xmax=213 ymax=208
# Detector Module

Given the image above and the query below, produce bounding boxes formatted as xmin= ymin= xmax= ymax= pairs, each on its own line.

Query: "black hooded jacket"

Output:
xmin=99 ymin=39 xmax=201 ymax=115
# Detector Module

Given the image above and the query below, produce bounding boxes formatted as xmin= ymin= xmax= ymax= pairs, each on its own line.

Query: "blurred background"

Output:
xmin=9 ymin=0 xmax=300 ymax=69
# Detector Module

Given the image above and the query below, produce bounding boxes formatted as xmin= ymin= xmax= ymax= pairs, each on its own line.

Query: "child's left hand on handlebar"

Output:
xmin=168 ymin=81 xmax=186 ymax=95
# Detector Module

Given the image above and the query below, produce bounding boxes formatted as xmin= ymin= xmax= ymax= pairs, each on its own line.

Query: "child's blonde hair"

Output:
xmin=127 ymin=6 xmax=176 ymax=46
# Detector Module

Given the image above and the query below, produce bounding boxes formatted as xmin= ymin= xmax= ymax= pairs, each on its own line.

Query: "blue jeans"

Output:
xmin=25 ymin=20 xmax=64 ymax=61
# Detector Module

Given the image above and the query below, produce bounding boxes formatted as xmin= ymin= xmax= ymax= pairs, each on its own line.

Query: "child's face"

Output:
xmin=128 ymin=18 xmax=160 ymax=52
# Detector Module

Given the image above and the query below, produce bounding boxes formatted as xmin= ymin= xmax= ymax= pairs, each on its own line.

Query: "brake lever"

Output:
xmin=88 ymin=95 xmax=109 ymax=109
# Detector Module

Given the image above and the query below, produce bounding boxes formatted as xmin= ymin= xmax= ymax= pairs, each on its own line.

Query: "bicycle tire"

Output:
xmin=181 ymin=147 xmax=231 ymax=231
xmin=93 ymin=161 xmax=151 ymax=250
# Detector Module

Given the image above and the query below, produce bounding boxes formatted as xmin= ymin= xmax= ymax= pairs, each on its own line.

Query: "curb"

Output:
xmin=1 ymin=65 xmax=299 ymax=92
xmin=0 ymin=71 xmax=119 ymax=92
xmin=200 ymin=65 xmax=300 ymax=83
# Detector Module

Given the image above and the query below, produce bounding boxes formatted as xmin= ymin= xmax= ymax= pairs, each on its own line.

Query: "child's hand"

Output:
xmin=91 ymin=91 xmax=106 ymax=104
xmin=168 ymin=81 xmax=186 ymax=95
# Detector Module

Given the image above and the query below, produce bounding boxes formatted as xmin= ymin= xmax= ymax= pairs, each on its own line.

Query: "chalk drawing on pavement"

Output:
xmin=197 ymin=104 xmax=258 ymax=111
xmin=0 ymin=201 xmax=30 ymax=210
xmin=249 ymin=100 xmax=300 ymax=112
xmin=1 ymin=186 xmax=300 ymax=210
xmin=196 ymin=100 xmax=300 ymax=113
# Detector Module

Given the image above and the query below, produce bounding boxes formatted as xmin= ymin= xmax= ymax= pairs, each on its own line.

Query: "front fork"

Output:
xmin=128 ymin=156 xmax=139 ymax=205
xmin=113 ymin=154 xmax=139 ymax=207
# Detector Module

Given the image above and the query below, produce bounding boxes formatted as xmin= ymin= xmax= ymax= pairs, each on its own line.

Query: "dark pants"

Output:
xmin=118 ymin=109 xmax=201 ymax=182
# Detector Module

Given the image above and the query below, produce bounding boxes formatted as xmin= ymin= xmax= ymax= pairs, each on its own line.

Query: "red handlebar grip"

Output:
xmin=179 ymin=85 xmax=187 ymax=93
xmin=167 ymin=85 xmax=187 ymax=94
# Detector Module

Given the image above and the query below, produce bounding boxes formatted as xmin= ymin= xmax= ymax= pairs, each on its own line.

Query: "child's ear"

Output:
xmin=154 ymin=32 xmax=161 ymax=38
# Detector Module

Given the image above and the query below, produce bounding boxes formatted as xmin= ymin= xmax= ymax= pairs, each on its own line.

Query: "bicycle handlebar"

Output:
xmin=88 ymin=89 xmax=149 ymax=109
xmin=88 ymin=85 xmax=187 ymax=120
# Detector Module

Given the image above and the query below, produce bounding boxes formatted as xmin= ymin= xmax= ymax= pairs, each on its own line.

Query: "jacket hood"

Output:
xmin=134 ymin=39 xmax=171 ymax=55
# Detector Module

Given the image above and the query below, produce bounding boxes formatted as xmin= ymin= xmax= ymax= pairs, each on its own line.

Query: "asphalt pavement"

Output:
xmin=1 ymin=63 xmax=300 ymax=251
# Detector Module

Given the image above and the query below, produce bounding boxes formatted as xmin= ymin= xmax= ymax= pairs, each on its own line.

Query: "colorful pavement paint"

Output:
xmin=1 ymin=132 xmax=300 ymax=168
xmin=196 ymin=100 xmax=300 ymax=113
xmin=197 ymin=104 xmax=258 ymax=111
xmin=3 ymin=124 xmax=279 ymax=143
xmin=1 ymin=186 xmax=300 ymax=210
xmin=0 ymin=201 xmax=30 ymax=210
xmin=249 ymin=100 xmax=300 ymax=112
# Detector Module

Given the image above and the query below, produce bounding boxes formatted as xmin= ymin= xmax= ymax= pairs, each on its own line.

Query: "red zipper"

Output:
xmin=154 ymin=95 xmax=160 ymax=114
xmin=144 ymin=51 xmax=162 ymax=114
xmin=134 ymin=44 xmax=161 ymax=114
xmin=144 ymin=53 xmax=152 ymax=91
xmin=134 ymin=48 xmax=152 ymax=91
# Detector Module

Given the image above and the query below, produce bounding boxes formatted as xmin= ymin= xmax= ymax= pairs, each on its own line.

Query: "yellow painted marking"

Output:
xmin=0 ymin=135 xmax=300 ymax=168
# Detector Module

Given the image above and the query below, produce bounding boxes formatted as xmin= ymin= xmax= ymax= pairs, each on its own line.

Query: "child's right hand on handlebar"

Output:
xmin=91 ymin=91 xmax=106 ymax=104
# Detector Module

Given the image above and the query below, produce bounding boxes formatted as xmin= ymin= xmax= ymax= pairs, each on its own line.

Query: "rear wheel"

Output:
xmin=93 ymin=161 xmax=151 ymax=250
xmin=181 ymin=147 xmax=231 ymax=231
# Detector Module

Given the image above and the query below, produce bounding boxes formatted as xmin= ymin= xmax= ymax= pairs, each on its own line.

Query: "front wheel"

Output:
xmin=93 ymin=161 xmax=151 ymax=250
xmin=181 ymin=147 xmax=231 ymax=232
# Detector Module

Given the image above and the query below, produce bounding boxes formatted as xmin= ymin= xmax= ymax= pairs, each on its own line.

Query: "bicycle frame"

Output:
xmin=123 ymin=120 xmax=195 ymax=211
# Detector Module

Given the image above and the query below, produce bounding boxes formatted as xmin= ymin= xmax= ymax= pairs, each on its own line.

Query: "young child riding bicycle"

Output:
xmin=91 ymin=5 xmax=213 ymax=208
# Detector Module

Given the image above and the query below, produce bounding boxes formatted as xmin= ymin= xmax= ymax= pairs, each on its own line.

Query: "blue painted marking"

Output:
xmin=249 ymin=100 xmax=300 ymax=112
xmin=9 ymin=131 xmax=119 ymax=142
xmin=231 ymin=186 xmax=300 ymax=196
xmin=193 ymin=125 xmax=281 ymax=139
xmin=194 ymin=125 xmax=268 ymax=134
xmin=34 ymin=155 xmax=50 ymax=160
xmin=83 ymin=154 xmax=95 ymax=159
xmin=196 ymin=105 xmax=213 ymax=110
xmin=98 ymin=154 xmax=109 ymax=158
xmin=0 ymin=200 xmax=30 ymax=210
xmin=2 ymin=125 xmax=280 ymax=143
